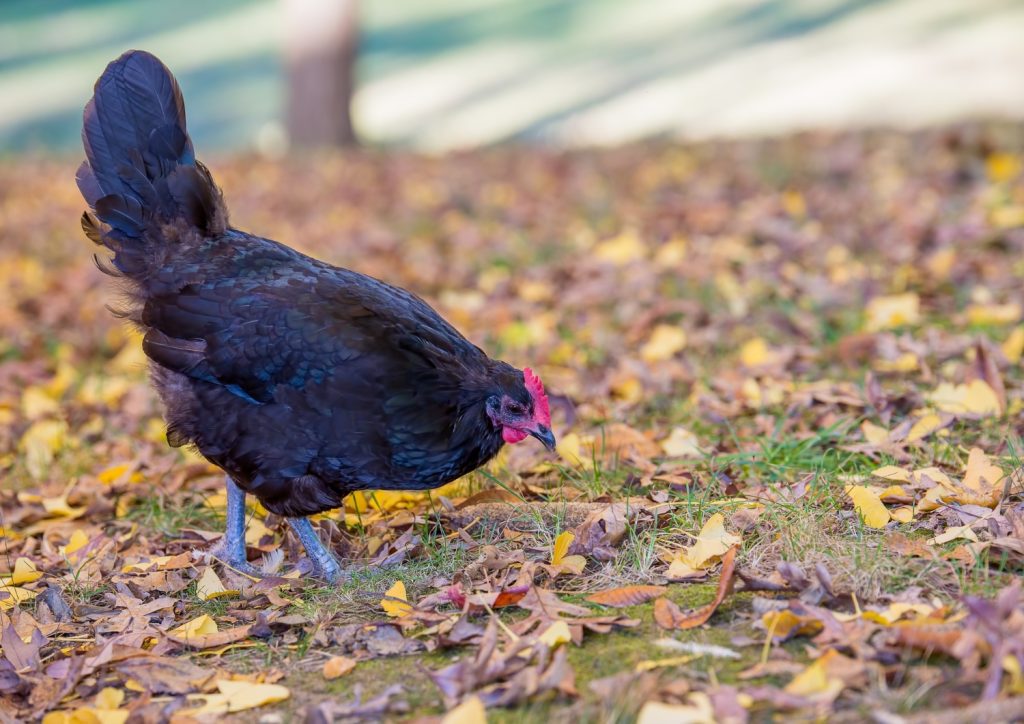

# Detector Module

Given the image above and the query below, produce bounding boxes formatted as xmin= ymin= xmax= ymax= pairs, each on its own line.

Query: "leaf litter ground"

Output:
xmin=2 ymin=125 xmax=1024 ymax=721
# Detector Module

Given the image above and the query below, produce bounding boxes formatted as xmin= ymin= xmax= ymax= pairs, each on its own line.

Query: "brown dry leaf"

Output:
xmin=656 ymin=546 xmax=737 ymax=630
xmin=165 ymin=616 xmax=253 ymax=650
xmin=586 ymin=585 xmax=667 ymax=608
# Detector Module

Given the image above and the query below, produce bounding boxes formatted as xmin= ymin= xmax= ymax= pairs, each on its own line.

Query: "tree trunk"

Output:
xmin=283 ymin=0 xmax=359 ymax=148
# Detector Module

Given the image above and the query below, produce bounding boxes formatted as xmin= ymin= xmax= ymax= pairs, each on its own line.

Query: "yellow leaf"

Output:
xmin=890 ymin=506 xmax=914 ymax=523
xmin=170 ymin=614 xmax=219 ymax=639
xmin=660 ymin=427 xmax=703 ymax=458
xmin=925 ymin=248 xmax=956 ymax=281
xmin=864 ymin=293 xmax=920 ymax=332
xmin=928 ymin=379 xmax=1001 ymax=417
xmin=109 ymin=331 xmax=148 ymax=374
xmin=12 ymin=557 xmax=41 ymax=585
xmin=21 ymin=386 xmax=60 ymax=420
xmin=381 ymin=580 xmax=413 ymax=618
xmin=873 ymin=465 xmax=911 ymax=482
xmin=182 ymin=679 xmax=290 ymax=716
xmin=927 ymin=524 xmax=978 ymax=545
xmin=666 ymin=557 xmax=704 ymax=581
xmin=537 ymin=621 xmax=572 ymax=648
xmin=987 ymin=152 xmax=1022 ymax=182
xmin=442 ymin=696 xmax=487 ymax=724
xmin=244 ymin=516 xmax=277 ymax=548
xmin=640 ymin=324 xmax=686 ymax=363
xmin=121 ymin=553 xmax=191 ymax=573
xmin=679 ymin=513 xmax=741 ymax=569
xmin=875 ymin=602 xmax=940 ymax=624
xmin=762 ymin=610 xmax=824 ymax=639
xmin=860 ymin=421 xmax=889 ymax=445
xmin=41 ymin=493 xmax=86 ymax=520
xmin=873 ymin=352 xmax=919 ymax=373
xmin=95 ymin=688 xmax=124 ymax=710
xmin=594 ymin=231 xmax=646 ymax=265
xmin=637 ymin=693 xmax=716 ymax=724
xmin=556 ymin=432 xmax=593 ymax=469
xmin=61 ymin=530 xmax=90 ymax=564
xmin=551 ymin=531 xmax=574 ymax=565
xmin=518 ymin=280 xmax=553 ymax=303
xmin=196 ymin=567 xmax=238 ymax=601
xmin=550 ymin=531 xmax=586 ymax=574
xmin=917 ymin=485 xmax=949 ymax=513
xmin=962 ymin=447 xmax=1004 ymax=496
xmin=0 ymin=586 xmax=37 ymax=610
xmin=845 ymin=486 xmax=891 ymax=528
xmin=610 ymin=374 xmax=643 ymax=404
xmin=912 ymin=466 xmax=954 ymax=488
xmin=1002 ymin=326 xmax=1024 ymax=363
xmin=322 ymin=656 xmax=357 ymax=680
xmin=558 ymin=555 xmax=586 ymax=575
xmin=20 ymin=419 xmax=68 ymax=480
xmin=784 ymin=650 xmax=845 ymax=701
xmin=77 ymin=688 xmax=131 ymax=724
xmin=782 ymin=190 xmax=807 ymax=218
xmin=906 ymin=413 xmax=945 ymax=443
xmin=966 ymin=302 xmax=1021 ymax=326
xmin=97 ymin=463 xmax=142 ymax=486
xmin=739 ymin=337 xmax=770 ymax=367
xmin=1003 ymin=654 xmax=1024 ymax=695
xmin=653 ymin=237 xmax=687 ymax=268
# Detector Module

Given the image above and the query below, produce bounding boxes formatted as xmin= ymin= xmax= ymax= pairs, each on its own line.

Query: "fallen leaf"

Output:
xmin=170 ymin=614 xmax=218 ymax=639
xmin=322 ymin=655 xmax=357 ymax=680
xmin=761 ymin=609 xmax=824 ymax=641
xmin=442 ymin=695 xmax=487 ymax=724
xmin=196 ymin=566 xmax=238 ymax=601
xmin=660 ymin=427 xmax=703 ymax=457
xmin=845 ymin=485 xmax=891 ymax=528
xmin=586 ymin=585 xmax=667 ymax=608
xmin=906 ymin=413 xmax=946 ymax=442
xmin=381 ymin=580 xmax=414 ymax=618
xmin=928 ymin=379 xmax=1001 ymax=417
xmin=637 ymin=693 xmax=716 ymax=724
xmin=641 ymin=324 xmax=686 ymax=363
xmin=550 ymin=531 xmax=586 ymax=575
xmin=784 ymin=649 xmax=847 ymax=703
xmin=657 ymin=546 xmax=737 ymax=630
xmin=180 ymin=679 xmax=290 ymax=716
xmin=668 ymin=513 xmax=741 ymax=574
xmin=538 ymin=620 xmax=572 ymax=647
xmin=865 ymin=293 xmax=919 ymax=332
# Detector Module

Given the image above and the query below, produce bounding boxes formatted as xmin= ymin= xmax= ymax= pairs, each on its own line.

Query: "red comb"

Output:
xmin=523 ymin=367 xmax=551 ymax=426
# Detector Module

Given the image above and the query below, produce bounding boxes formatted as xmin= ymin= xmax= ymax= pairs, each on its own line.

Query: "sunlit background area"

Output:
xmin=2 ymin=0 xmax=1023 ymax=153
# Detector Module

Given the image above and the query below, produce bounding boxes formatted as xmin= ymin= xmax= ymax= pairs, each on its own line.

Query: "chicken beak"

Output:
xmin=529 ymin=424 xmax=556 ymax=451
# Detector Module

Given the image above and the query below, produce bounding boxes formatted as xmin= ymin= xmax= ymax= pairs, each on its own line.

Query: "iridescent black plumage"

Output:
xmin=78 ymin=50 xmax=543 ymax=525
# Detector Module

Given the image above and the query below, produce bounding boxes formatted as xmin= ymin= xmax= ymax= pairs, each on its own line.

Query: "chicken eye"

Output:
xmin=506 ymin=402 xmax=525 ymax=415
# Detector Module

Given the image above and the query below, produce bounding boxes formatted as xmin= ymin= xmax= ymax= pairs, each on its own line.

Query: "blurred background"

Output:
xmin=2 ymin=0 xmax=1023 ymax=155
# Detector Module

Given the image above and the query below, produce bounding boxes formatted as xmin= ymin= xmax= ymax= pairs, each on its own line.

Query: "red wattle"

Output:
xmin=503 ymin=427 xmax=528 ymax=444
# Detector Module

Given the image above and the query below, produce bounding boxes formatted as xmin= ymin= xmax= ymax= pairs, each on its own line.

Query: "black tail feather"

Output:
xmin=78 ymin=50 xmax=226 ymax=277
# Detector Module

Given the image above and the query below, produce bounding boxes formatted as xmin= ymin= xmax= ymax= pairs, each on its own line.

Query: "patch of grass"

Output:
xmin=125 ymin=489 xmax=222 ymax=538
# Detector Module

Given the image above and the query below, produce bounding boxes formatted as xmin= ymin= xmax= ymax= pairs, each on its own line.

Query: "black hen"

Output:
xmin=78 ymin=51 xmax=555 ymax=581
